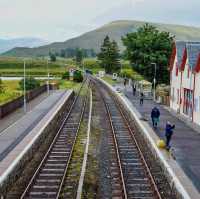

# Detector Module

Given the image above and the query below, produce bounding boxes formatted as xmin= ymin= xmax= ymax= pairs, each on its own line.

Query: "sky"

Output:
xmin=0 ymin=0 xmax=200 ymax=42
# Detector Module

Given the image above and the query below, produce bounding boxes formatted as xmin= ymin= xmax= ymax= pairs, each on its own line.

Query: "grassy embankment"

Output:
xmin=0 ymin=57 xmax=143 ymax=104
xmin=0 ymin=79 xmax=81 ymax=105
xmin=0 ymin=57 xmax=76 ymax=77
xmin=0 ymin=80 xmax=21 ymax=105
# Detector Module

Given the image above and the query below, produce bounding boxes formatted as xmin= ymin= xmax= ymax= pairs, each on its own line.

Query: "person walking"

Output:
xmin=165 ymin=121 xmax=175 ymax=150
xmin=151 ymin=107 xmax=160 ymax=128
xmin=140 ymin=92 xmax=144 ymax=105
xmin=124 ymin=78 xmax=127 ymax=87
xmin=132 ymin=82 xmax=136 ymax=96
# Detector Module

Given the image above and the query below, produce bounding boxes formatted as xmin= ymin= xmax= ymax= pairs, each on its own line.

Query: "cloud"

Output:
xmin=0 ymin=0 xmax=199 ymax=41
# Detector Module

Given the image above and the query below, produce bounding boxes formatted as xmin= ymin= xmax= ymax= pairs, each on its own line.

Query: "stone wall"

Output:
xmin=0 ymin=85 xmax=47 ymax=119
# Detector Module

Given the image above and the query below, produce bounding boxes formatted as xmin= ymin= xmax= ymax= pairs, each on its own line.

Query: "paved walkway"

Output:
xmin=0 ymin=90 xmax=66 ymax=162
xmin=0 ymin=92 xmax=49 ymax=133
xmin=114 ymin=84 xmax=200 ymax=192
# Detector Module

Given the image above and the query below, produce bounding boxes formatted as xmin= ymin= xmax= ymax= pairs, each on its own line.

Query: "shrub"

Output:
xmin=19 ymin=77 xmax=40 ymax=91
xmin=0 ymin=78 xmax=5 ymax=93
xmin=62 ymin=71 xmax=70 ymax=80
xmin=73 ymin=71 xmax=83 ymax=82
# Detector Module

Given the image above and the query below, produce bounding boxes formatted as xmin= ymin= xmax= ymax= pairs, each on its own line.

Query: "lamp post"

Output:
xmin=23 ymin=60 xmax=26 ymax=113
xmin=47 ymin=60 xmax=50 ymax=95
xmin=151 ymin=63 xmax=157 ymax=101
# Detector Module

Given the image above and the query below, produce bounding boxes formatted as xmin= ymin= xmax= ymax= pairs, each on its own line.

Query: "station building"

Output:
xmin=170 ymin=41 xmax=200 ymax=124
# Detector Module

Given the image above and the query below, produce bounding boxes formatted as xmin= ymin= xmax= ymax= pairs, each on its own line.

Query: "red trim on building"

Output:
xmin=169 ymin=43 xmax=176 ymax=72
xmin=192 ymin=73 xmax=196 ymax=122
xmin=179 ymin=72 xmax=183 ymax=107
xmin=195 ymin=54 xmax=200 ymax=73
xmin=180 ymin=48 xmax=187 ymax=71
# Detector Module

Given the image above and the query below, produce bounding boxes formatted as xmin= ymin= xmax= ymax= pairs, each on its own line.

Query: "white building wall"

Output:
xmin=180 ymin=60 xmax=194 ymax=119
xmin=170 ymin=48 xmax=200 ymax=125
xmin=170 ymin=57 xmax=182 ymax=112
xmin=193 ymin=72 xmax=200 ymax=125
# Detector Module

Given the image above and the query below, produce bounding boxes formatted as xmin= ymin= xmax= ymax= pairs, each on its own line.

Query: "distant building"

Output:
xmin=68 ymin=67 xmax=77 ymax=77
xmin=170 ymin=41 xmax=200 ymax=124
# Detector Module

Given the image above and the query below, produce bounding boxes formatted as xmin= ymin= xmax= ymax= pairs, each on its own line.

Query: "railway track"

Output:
xmin=93 ymin=79 xmax=163 ymax=199
xmin=20 ymin=80 xmax=90 ymax=199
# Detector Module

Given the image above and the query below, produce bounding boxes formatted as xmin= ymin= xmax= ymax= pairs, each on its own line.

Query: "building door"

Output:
xmin=183 ymin=88 xmax=193 ymax=118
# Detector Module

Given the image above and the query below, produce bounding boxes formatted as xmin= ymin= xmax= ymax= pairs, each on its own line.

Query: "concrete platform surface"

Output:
xmin=0 ymin=91 xmax=49 ymax=133
xmin=0 ymin=90 xmax=66 ymax=162
xmin=114 ymin=83 xmax=200 ymax=194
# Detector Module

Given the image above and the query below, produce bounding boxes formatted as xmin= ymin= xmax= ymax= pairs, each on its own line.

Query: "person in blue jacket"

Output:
xmin=151 ymin=107 xmax=160 ymax=128
xmin=165 ymin=121 xmax=175 ymax=150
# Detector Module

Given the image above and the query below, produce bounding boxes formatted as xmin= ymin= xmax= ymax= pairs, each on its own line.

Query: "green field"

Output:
xmin=0 ymin=57 xmax=76 ymax=77
xmin=0 ymin=79 xmax=82 ymax=105
xmin=0 ymin=80 xmax=22 ymax=105
xmin=58 ymin=80 xmax=81 ymax=91
xmin=102 ymin=76 xmax=121 ymax=85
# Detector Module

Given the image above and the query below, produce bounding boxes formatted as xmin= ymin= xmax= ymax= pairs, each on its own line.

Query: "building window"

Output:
xmin=172 ymin=87 xmax=175 ymax=102
xmin=187 ymin=67 xmax=190 ymax=78
xmin=176 ymin=67 xmax=179 ymax=76
xmin=183 ymin=88 xmax=193 ymax=117
xmin=194 ymin=97 xmax=199 ymax=112
xmin=177 ymin=89 xmax=179 ymax=104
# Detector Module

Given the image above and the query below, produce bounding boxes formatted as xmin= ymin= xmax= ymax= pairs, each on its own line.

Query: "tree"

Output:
xmin=62 ymin=71 xmax=70 ymax=80
xmin=60 ymin=49 xmax=66 ymax=58
xmin=98 ymin=36 xmax=120 ymax=73
xmin=73 ymin=70 xmax=83 ymax=82
xmin=122 ymin=24 xmax=174 ymax=84
xmin=49 ymin=52 xmax=57 ymax=62
xmin=75 ymin=48 xmax=83 ymax=66
xmin=19 ymin=77 xmax=40 ymax=91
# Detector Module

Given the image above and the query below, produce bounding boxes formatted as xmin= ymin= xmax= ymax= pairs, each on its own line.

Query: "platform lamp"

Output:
xmin=23 ymin=60 xmax=26 ymax=113
xmin=151 ymin=62 xmax=157 ymax=101
xmin=46 ymin=59 xmax=50 ymax=95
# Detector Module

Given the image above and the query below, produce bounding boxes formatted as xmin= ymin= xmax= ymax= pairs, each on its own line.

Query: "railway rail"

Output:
xmin=20 ymin=80 xmax=90 ymax=199
xmin=6 ymin=75 xmax=176 ymax=198
xmin=92 ymin=78 xmax=165 ymax=199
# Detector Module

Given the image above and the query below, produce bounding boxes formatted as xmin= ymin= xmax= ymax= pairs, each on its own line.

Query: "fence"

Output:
xmin=156 ymin=95 xmax=170 ymax=106
xmin=0 ymin=85 xmax=47 ymax=119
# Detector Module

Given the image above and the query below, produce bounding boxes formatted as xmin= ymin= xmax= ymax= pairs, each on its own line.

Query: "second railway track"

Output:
xmin=91 ymin=77 xmax=175 ymax=199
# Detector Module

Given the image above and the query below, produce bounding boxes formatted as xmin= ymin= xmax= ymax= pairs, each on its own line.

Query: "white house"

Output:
xmin=170 ymin=41 xmax=200 ymax=124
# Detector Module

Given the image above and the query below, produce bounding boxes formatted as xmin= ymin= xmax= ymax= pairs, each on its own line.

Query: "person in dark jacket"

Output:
xmin=151 ymin=107 xmax=160 ymax=128
xmin=132 ymin=83 xmax=136 ymax=96
xmin=124 ymin=78 xmax=127 ymax=87
xmin=165 ymin=121 xmax=175 ymax=150
xmin=140 ymin=92 xmax=144 ymax=105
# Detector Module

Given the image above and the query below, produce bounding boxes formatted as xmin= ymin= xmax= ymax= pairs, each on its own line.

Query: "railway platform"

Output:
xmin=100 ymin=78 xmax=200 ymax=199
xmin=122 ymin=86 xmax=200 ymax=191
xmin=0 ymin=90 xmax=73 ymax=189
xmin=0 ymin=91 xmax=49 ymax=133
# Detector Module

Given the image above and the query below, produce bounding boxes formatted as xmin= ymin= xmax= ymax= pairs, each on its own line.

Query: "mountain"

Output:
xmin=3 ymin=20 xmax=200 ymax=57
xmin=0 ymin=37 xmax=49 ymax=54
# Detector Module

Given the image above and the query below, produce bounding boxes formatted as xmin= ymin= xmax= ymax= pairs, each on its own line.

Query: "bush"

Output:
xmin=119 ymin=68 xmax=144 ymax=81
xmin=62 ymin=71 xmax=70 ymax=80
xmin=73 ymin=71 xmax=83 ymax=82
xmin=19 ymin=77 xmax=40 ymax=91
xmin=49 ymin=53 xmax=57 ymax=62
xmin=0 ymin=78 xmax=5 ymax=93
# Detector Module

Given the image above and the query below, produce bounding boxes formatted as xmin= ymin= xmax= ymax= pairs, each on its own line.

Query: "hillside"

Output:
xmin=0 ymin=37 xmax=48 ymax=54
xmin=3 ymin=20 xmax=200 ymax=57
